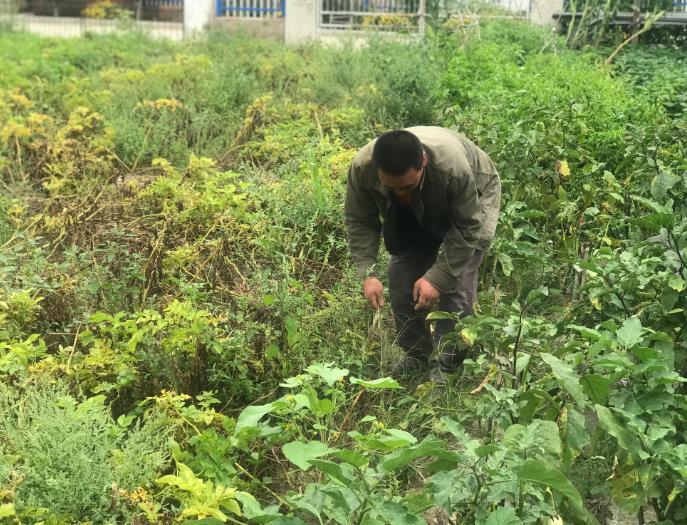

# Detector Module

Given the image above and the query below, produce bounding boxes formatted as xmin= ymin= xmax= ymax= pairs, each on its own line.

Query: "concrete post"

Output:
xmin=285 ymin=0 xmax=318 ymax=44
xmin=529 ymin=0 xmax=563 ymax=25
xmin=184 ymin=0 xmax=215 ymax=36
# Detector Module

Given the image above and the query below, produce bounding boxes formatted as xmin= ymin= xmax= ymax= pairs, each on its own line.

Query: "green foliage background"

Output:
xmin=0 ymin=20 xmax=685 ymax=524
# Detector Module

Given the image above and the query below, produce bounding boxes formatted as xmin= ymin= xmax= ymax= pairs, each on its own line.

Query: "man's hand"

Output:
xmin=413 ymin=277 xmax=439 ymax=310
xmin=363 ymin=277 xmax=385 ymax=309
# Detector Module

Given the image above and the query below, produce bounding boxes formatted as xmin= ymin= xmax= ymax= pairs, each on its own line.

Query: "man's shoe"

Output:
xmin=393 ymin=355 xmax=430 ymax=378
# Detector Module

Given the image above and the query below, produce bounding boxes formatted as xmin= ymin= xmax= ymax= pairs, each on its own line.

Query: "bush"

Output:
xmin=0 ymin=381 xmax=171 ymax=522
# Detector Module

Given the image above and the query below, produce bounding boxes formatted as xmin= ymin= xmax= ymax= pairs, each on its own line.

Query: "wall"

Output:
xmin=184 ymin=0 xmax=214 ymax=34
xmin=529 ymin=0 xmax=563 ymax=25
xmin=211 ymin=16 xmax=285 ymax=40
xmin=284 ymin=0 xmax=318 ymax=43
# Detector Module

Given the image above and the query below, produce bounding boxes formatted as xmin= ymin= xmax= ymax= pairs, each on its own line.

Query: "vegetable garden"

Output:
xmin=0 ymin=20 xmax=686 ymax=525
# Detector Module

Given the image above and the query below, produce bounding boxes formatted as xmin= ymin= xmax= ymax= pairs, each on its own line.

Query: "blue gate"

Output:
xmin=216 ymin=0 xmax=285 ymax=17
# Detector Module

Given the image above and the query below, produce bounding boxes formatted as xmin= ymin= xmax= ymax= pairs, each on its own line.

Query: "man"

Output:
xmin=344 ymin=126 xmax=501 ymax=382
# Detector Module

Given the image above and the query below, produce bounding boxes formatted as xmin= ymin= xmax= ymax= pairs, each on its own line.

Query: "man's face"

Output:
xmin=377 ymin=152 xmax=427 ymax=196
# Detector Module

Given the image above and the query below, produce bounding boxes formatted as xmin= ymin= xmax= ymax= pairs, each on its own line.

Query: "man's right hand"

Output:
xmin=363 ymin=277 xmax=385 ymax=309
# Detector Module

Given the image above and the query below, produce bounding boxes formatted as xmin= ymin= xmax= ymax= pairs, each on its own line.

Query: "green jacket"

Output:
xmin=344 ymin=126 xmax=501 ymax=293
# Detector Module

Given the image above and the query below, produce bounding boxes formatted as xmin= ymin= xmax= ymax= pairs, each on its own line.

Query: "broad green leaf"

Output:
xmin=349 ymin=376 xmax=401 ymax=389
xmin=310 ymin=397 xmax=334 ymax=417
xmin=89 ymin=311 xmax=113 ymax=323
xmin=427 ymin=450 xmax=468 ymax=472
xmin=651 ymin=171 xmax=681 ymax=200
xmin=335 ymin=450 xmax=369 ymax=468
xmin=591 ymin=353 xmax=633 ymax=369
xmin=426 ymin=470 xmax=472 ymax=510
xmin=377 ymin=501 xmax=427 ymax=525
xmin=563 ymin=407 xmax=590 ymax=454
xmin=308 ymin=459 xmax=356 ymax=485
xmin=514 ymin=352 xmax=531 ymax=376
xmin=461 ymin=327 xmax=478 ymax=346
xmin=503 ymin=420 xmax=562 ymax=457
xmin=616 ymin=317 xmax=642 ymax=349
xmin=668 ymin=274 xmax=685 ymax=292
xmin=630 ymin=194 xmax=673 ymax=214
xmin=514 ymin=459 xmax=583 ymax=511
xmin=306 ymin=363 xmax=349 ymax=386
xmin=235 ymin=491 xmax=282 ymax=522
xmin=440 ymin=416 xmax=469 ymax=441
xmin=540 ymin=353 xmax=586 ymax=407
xmin=630 ymin=213 xmax=675 ymax=232
xmin=235 ymin=403 xmax=275 ymax=433
xmin=502 ymin=424 xmax=526 ymax=449
xmin=475 ymin=444 xmax=499 ymax=457
xmin=595 ymin=405 xmax=647 ymax=460
xmin=379 ymin=438 xmax=444 ymax=473
xmin=282 ymin=440 xmax=333 ymax=470
xmin=664 ymin=444 xmax=687 ymax=477
xmin=320 ymin=485 xmax=359 ymax=521
xmin=265 ymin=344 xmax=279 ymax=360
xmin=384 ymin=428 xmax=417 ymax=445
xmin=518 ymin=389 xmax=552 ymax=424
xmin=567 ymin=325 xmax=602 ymax=341
xmin=289 ymin=485 xmax=325 ymax=520
xmin=661 ymin=286 xmax=679 ymax=311
xmin=498 ymin=252 xmax=513 ymax=276
xmin=481 ymin=507 xmax=522 ymax=525
xmin=531 ymin=420 xmax=562 ymax=457
xmin=235 ymin=491 xmax=261 ymax=518
xmin=581 ymin=374 xmax=610 ymax=405
xmin=270 ymin=518 xmax=308 ymax=525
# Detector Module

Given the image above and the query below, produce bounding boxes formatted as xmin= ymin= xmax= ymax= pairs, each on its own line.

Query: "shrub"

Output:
xmin=0 ymin=381 xmax=171 ymax=521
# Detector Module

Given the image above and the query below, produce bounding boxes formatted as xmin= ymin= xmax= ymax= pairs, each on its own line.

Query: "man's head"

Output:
xmin=372 ymin=130 xmax=427 ymax=195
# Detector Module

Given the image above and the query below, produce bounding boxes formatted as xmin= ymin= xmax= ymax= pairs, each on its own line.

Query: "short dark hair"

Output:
xmin=372 ymin=130 xmax=423 ymax=176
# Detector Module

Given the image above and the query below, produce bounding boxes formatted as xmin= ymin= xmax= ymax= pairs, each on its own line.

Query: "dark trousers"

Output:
xmin=388 ymin=248 xmax=486 ymax=371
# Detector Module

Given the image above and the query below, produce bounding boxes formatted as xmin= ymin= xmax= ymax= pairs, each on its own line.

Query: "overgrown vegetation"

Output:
xmin=0 ymin=20 xmax=685 ymax=524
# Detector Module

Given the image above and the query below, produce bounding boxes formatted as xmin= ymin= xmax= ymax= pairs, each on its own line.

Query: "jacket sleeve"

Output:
xmin=344 ymin=166 xmax=382 ymax=280
xmin=423 ymin=170 xmax=482 ymax=293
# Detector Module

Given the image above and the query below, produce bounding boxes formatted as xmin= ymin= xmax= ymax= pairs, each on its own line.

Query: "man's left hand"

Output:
xmin=413 ymin=278 xmax=439 ymax=310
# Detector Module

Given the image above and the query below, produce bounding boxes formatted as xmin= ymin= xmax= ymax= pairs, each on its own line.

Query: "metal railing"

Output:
xmin=0 ymin=0 xmax=184 ymax=39
xmin=320 ymin=0 xmax=425 ymax=31
xmin=216 ymin=0 xmax=284 ymax=18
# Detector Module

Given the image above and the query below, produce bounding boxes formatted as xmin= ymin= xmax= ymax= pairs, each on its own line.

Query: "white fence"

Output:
xmin=320 ymin=0 xmax=424 ymax=30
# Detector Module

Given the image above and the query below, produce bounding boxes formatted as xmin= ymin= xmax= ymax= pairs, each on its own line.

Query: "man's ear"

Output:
xmin=422 ymin=151 xmax=428 ymax=168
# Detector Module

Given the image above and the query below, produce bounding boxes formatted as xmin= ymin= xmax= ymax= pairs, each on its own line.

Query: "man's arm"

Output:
xmin=423 ymin=171 xmax=482 ymax=293
xmin=344 ymin=166 xmax=382 ymax=280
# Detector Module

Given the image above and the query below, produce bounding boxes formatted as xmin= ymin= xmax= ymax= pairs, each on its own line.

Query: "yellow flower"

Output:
xmin=134 ymin=98 xmax=183 ymax=113
xmin=0 ymin=120 xmax=31 ymax=141
xmin=10 ymin=90 xmax=32 ymax=109
xmin=556 ymin=160 xmax=570 ymax=181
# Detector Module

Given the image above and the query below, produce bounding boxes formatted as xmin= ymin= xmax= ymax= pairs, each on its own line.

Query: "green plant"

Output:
xmin=0 ymin=381 xmax=171 ymax=522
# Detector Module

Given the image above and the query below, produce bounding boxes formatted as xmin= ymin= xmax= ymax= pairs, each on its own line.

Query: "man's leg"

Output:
xmin=434 ymin=248 xmax=487 ymax=372
xmin=388 ymin=251 xmax=437 ymax=366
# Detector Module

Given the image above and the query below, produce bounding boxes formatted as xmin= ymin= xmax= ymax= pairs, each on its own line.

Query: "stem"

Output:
xmin=651 ymin=498 xmax=663 ymax=521
xmin=234 ymin=462 xmax=290 ymax=507
xmin=332 ymin=389 xmax=365 ymax=445
xmin=131 ymin=125 xmax=153 ymax=173
xmin=605 ymin=11 xmax=665 ymax=65
xmin=15 ymin=136 xmax=25 ymax=183
xmin=667 ymin=230 xmax=687 ymax=278
xmin=512 ymin=307 xmax=525 ymax=387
